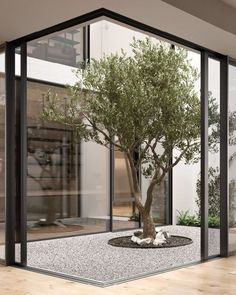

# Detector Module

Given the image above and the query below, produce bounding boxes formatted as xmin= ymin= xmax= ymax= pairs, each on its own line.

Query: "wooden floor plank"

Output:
xmin=0 ymin=257 xmax=236 ymax=295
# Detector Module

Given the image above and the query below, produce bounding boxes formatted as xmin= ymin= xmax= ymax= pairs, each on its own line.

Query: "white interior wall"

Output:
xmin=172 ymin=158 xmax=200 ymax=224
xmin=80 ymin=141 xmax=110 ymax=218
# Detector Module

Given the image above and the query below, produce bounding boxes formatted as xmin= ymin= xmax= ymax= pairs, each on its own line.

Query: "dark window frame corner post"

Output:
xmin=200 ymin=51 xmax=209 ymax=261
xmin=19 ymin=42 xmax=27 ymax=265
xmin=220 ymin=55 xmax=229 ymax=257
xmin=5 ymin=42 xmax=16 ymax=265
xmin=109 ymin=143 xmax=114 ymax=232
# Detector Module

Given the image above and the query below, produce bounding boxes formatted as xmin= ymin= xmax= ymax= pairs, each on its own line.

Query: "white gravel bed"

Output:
xmin=24 ymin=225 xmax=220 ymax=284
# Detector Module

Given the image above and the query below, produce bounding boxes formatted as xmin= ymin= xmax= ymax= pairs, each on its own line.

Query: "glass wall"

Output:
xmin=208 ymin=58 xmax=220 ymax=256
xmin=0 ymin=50 xmax=5 ymax=262
xmin=26 ymin=26 xmax=110 ymax=242
xmin=172 ymin=49 xmax=201 ymax=231
xmin=229 ymin=63 xmax=236 ymax=255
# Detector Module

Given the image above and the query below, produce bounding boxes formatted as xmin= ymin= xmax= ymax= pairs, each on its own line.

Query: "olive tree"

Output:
xmin=42 ymin=38 xmax=218 ymax=241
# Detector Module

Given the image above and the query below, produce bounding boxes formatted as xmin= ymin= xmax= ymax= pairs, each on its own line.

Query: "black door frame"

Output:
xmin=3 ymin=8 xmax=230 ymax=266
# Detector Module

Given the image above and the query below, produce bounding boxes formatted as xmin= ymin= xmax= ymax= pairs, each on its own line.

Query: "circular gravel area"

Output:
xmin=108 ymin=235 xmax=193 ymax=248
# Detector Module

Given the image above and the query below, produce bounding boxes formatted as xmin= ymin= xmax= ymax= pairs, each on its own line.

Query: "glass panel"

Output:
xmin=208 ymin=58 xmax=220 ymax=256
xmin=113 ymin=149 xmax=139 ymax=230
xmin=26 ymin=83 xmax=110 ymax=241
xmin=0 ymin=50 xmax=5 ymax=262
xmin=172 ymin=49 xmax=201 ymax=260
xmin=26 ymin=25 xmax=110 ymax=244
xmin=229 ymin=64 xmax=236 ymax=255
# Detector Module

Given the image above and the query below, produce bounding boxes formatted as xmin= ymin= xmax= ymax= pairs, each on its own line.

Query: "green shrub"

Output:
xmin=196 ymin=167 xmax=220 ymax=218
xmin=129 ymin=212 xmax=140 ymax=222
xmin=208 ymin=215 xmax=220 ymax=228
xmin=177 ymin=210 xmax=219 ymax=228
xmin=177 ymin=210 xmax=200 ymax=226
xmin=196 ymin=167 xmax=236 ymax=227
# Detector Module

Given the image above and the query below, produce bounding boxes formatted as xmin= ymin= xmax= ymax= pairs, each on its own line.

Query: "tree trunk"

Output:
xmin=141 ymin=211 xmax=156 ymax=239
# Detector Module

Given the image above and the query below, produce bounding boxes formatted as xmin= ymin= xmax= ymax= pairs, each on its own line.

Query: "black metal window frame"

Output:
xmin=1 ymin=8 xmax=229 ymax=267
xmin=0 ymin=43 xmax=6 ymax=265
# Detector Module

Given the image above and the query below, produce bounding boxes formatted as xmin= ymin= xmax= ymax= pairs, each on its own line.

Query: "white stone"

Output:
xmin=131 ymin=235 xmax=154 ymax=245
xmin=131 ymin=236 xmax=140 ymax=243
xmin=131 ymin=228 xmax=170 ymax=246
xmin=156 ymin=231 xmax=165 ymax=239
xmin=153 ymin=237 xmax=166 ymax=246
xmin=155 ymin=227 xmax=171 ymax=238
xmin=137 ymin=238 xmax=152 ymax=245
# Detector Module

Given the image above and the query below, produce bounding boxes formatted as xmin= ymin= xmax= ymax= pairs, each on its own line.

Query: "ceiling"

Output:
xmin=221 ymin=0 xmax=236 ymax=9
xmin=1 ymin=0 xmax=236 ymax=58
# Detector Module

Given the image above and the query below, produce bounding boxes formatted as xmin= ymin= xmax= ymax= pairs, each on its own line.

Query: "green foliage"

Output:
xmin=177 ymin=210 xmax=200 ymax=226
xmin=42 ymin=38 xmax=203 ymax=178
xmin=177 ymin=210 xmax=220 ymax=228
xmin=208 ymin=215 xmax=220 ymax=228
xmin=129 ymin=212 xmax=140 ymax=222
xmin=196 ymin=167 xmax=220 ymax=218
xmin=229 ymin=179 xmax=236 ymax=226
xmin=195 ymin=167 xmax=236 ymax=226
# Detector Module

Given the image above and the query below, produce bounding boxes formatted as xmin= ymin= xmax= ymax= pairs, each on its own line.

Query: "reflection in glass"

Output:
xmin=28 ymin=28 xmax=83 ymax=67
xmin=26 ymin=79 xmax=110 ymax=240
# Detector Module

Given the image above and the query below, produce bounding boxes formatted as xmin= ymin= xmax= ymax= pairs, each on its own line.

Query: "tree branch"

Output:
xmin=143 ymin=167 xmax=166 ymax=215
xmin=144 ymin=140 xmax=165 ymax=171
xmin=64 ymin=111 xmax=124 ymax=150
xmin=164 ymin=142 xmax=195 ymax=172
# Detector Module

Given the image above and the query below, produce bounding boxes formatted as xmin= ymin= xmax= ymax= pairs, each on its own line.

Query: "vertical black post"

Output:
xmin=20 ymin=43 xmax=27 ymax=265
xmin=110 ymin=144 xmax=114 ymax=231
xmin=220 ymin=56 xmax=229 ymax=257
xmin=83 ymin=25 xmax=90 ymax=63
xmin=168 ymin=44 xmax=174 ymax=226
xmin=167 ymin=156 xmax=173 ymax=225
xmin=200 ymin=51 xmax=209 ymax=260
xmin=5 ymin=42 xmax=16 ymax=265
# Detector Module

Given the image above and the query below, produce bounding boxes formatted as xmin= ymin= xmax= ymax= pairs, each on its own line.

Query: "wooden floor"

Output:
xmin=1 ymin=256 xmax=236 ymax=295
